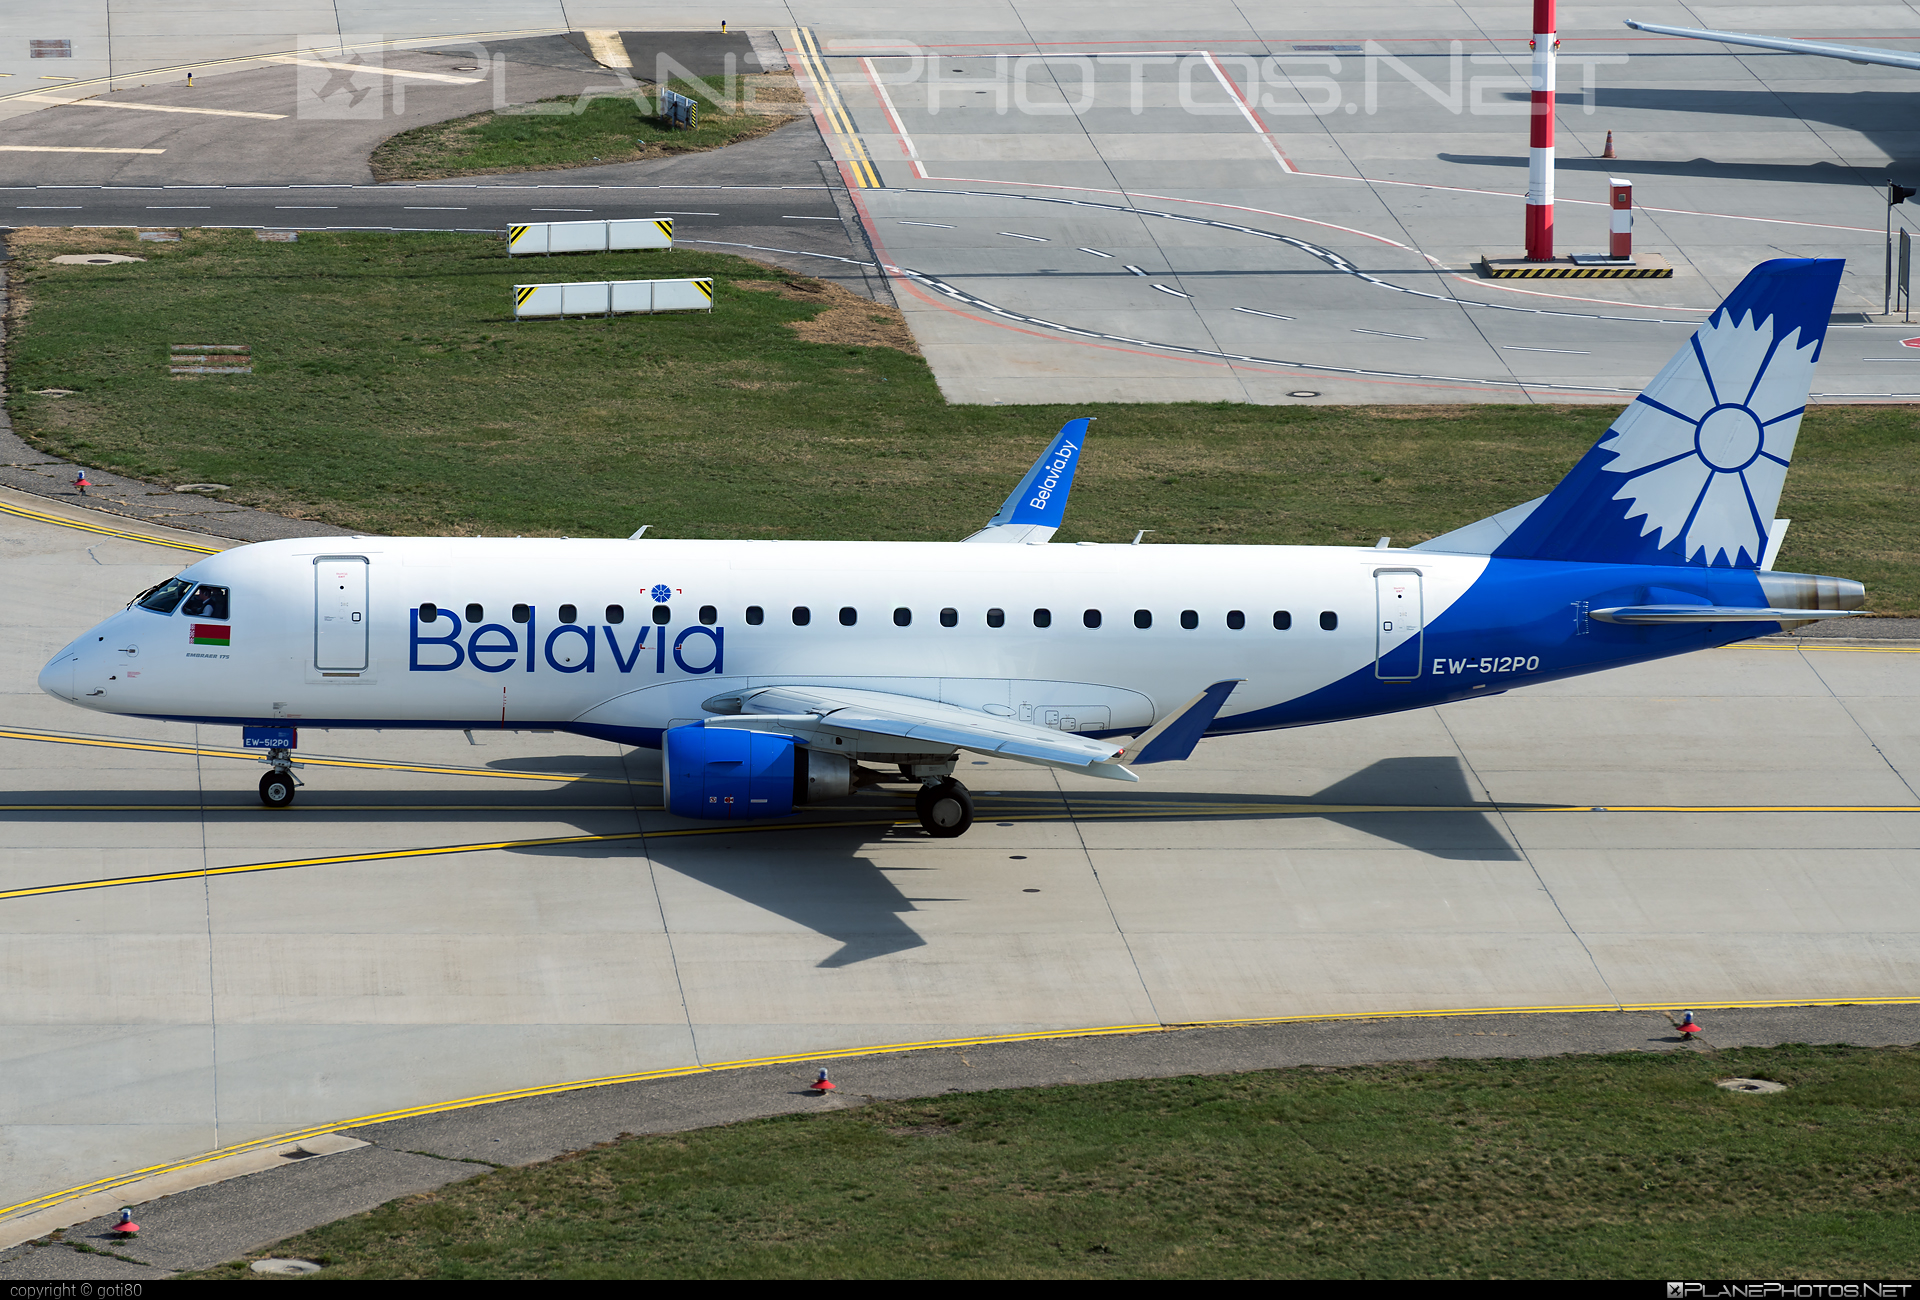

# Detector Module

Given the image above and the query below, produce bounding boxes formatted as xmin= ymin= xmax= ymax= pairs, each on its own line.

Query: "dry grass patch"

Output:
xmin=733 ymin=279 xmax=920 ymax=354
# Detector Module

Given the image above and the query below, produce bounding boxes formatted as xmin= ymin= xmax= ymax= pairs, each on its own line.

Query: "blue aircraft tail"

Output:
xmin=1492 ymin=258 xmax=1843 ymax=569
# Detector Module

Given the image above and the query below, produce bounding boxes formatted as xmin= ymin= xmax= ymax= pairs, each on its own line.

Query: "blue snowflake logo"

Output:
xmin=650 ymin=584 xmax=672 ymax=602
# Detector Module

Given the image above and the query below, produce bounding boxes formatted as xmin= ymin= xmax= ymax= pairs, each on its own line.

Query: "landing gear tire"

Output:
xmin=916 ymin=779 xmax=973 ymax=838
xmin=259 ymin=770 xmax=296 ymax=809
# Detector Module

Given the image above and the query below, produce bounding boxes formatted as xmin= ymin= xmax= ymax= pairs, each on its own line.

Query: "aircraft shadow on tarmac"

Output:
xmin=1453 ymin=88 xmax=1920 ymax=185
xmin=492 ymin=753 xmax=1523 ymax=968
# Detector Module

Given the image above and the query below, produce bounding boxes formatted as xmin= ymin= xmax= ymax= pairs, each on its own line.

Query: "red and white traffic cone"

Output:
xmin=1678 ymin=1011 xmax=1702 ymax=1039
xmin=1602 ymin=130 xmax=1616 ymax=159
xmin=812 ymin=1068 xmax=835 ymax=1092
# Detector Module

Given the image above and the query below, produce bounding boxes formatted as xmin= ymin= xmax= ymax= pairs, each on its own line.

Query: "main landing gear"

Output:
xmin=915 ymin=778 xmax=974 ymax=838
xmin=258 ymin=747 xmax=303 ymax=809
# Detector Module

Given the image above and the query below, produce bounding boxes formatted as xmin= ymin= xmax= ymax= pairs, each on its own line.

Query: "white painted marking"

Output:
xmin=403 ymin=206 xmax=468 ymax=210
xmin=656 ymin=211 xmax=719 ymax=215
xmin=1504 ymin=346 xmax=1592 ymax=355
xmin=998 ymin=231 xmax=1047 ymax=241
xmin=1232 ymin=307 xmax=1294 ymax=320
xmin=1077 ymin=247 xmax=1112 ymax=258
xmin=17 ymin=205 xmax=81 ymax=209
xmin=1123 ymin=265 xmax=1147 ymax=276
xmin=531 ymin=208 xmax=592 ymax=212
xmin=1352 ymin=328 xmax=1426 ymax=341
xmin=274 ymin=206 xmax=336 ymax=209
xmin=581 ymin=30 xmax=632 ymax=70
xmin=263 ymin=56 xmax=482 ymax=84
xmin=861 ymin=55 xmax=928 ymax=180
xmin=1151 ymin=284 xmax=1190 ymax=298
xmin=783 ymin=215 xmax=839 ymax=220
xmin=17 ymin=95 xmax=286 ymax=120
xmin=0 ymin=145 xmax=164 ymax=154
xmin=145 ymin=205 xmax=209 ymax=209
xmin=898 ymin=220 xmax=954 ymax=228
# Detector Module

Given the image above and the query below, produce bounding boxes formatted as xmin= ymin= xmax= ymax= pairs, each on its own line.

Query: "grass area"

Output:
xmin=6 ymin=226 xmax=1918 ymax=612
xmin=370 ymin=75 xmax=805 ymax=180
xmin=188 ymin=1043 xmax=1920 ymax=1279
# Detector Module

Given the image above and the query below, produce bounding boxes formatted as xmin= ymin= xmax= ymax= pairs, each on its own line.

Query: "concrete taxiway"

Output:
xmin=1 ymin=0 xmax=1918 ymax=1249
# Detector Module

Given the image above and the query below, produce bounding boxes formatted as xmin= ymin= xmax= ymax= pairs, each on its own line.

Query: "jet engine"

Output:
xmin=662 ymin=724 xmax=852 ymax=820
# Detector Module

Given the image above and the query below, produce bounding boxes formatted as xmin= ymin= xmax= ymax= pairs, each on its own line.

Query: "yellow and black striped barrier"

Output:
xmin=792 ymin=25 xmax=880 ymax=188
xmin=1479 ymin=255 xmax=1674 ymax=279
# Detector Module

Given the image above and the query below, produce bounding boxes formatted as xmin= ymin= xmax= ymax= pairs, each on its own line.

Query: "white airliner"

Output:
xmin=39 ymin=259 xmax=1865 ymax=838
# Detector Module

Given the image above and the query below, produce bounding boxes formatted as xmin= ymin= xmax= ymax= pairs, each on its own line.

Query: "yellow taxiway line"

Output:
xmin=9 ymin=992 xmax=1920 ymax=1222
xmin=0 ymin=498 xmax=224 ymax=553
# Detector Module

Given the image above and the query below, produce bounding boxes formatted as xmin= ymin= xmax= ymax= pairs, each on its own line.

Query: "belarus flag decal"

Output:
xmin=190 ymin=624 xmax=230 ymax=646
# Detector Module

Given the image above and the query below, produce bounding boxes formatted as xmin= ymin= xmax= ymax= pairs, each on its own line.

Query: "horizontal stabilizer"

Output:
xmin=1120 ymin=680 xmax=1240 ymax=765
xmin=1590 ymin=605 xmax=1865 ymax=625
xmin=963 ymin=418 xmax=1090 ymax=544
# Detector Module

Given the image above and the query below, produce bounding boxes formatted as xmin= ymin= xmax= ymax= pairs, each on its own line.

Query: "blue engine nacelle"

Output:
xmin=662 ymin=725 xmax=853 ymax=820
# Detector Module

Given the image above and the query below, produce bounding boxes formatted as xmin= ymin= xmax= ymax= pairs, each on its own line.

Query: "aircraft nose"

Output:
xmin=38 ymin=648 xmax=77 ymax=702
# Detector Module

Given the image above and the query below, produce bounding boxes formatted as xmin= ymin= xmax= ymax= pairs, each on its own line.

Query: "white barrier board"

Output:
xmin=514 ymin=278 xmax=713 ymax=318
xmin=509 ymin=218 xmax=673 ymax=255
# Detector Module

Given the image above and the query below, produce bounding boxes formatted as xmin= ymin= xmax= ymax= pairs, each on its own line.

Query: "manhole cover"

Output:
xmin=250 ymin=1259 xmax=322 ymax=1275
xmin=174 ymin=483 xmax=231 ymax=493
xmin=1717 ymin=1077 xmax=1787 ymax=1094
xmin=1288 ymin=390 xmax=1320 ymax=398
xmin=52 ymin=254 xmax=145 ymax=265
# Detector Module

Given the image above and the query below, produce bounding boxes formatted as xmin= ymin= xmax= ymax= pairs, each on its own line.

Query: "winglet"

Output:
xmin=962 ymin=418 xmax=1091 ymax=544
xmin=1119 ymin=680 xmax=1241 ymax=765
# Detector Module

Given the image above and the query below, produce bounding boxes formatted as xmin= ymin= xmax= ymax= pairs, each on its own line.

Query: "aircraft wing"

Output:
xmin=700 ymin=682 xmax=1140 ymax=781
xmin=962 ymin=417 xmax=1090 ymax=544
xmin=1625 ymin=19 xmax=1920 ymax=72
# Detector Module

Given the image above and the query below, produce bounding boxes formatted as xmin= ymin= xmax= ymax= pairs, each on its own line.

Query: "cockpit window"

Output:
xmin=181 ymin=584 xmax=229 ymax=620
xmin=135 ymin=577 xmax=195 ymax=614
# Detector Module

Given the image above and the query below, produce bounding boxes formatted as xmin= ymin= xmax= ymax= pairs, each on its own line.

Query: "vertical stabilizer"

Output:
xmin=1494 ymin=258 xmax=1842 ymax=568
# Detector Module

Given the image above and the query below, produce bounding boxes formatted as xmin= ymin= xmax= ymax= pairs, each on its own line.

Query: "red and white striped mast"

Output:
xmin=1526 ymin=0 xmax=1557 ymax=260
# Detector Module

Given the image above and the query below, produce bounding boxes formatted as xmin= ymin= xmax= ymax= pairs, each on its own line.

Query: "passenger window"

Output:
xmin=1083 ymin=609 xmax=1101 ymax=629
xmin=181 ymin=584 xmax=230 ymax=620
xmin=699 ymin=605 xmax=718 ymax=625
xmin=986 ymin=608 xmax=1005 ymax=628
xmin=605 ymin=604 xmax=625 ymax=624
xmin=467 ymin=603 xmax=484 ymax=623
xmin=745 ymin=606 xmax=764 ymax=625
xmin=558 ymin=604 xmax=578 ymax=624
xmin=940 ymin=608 xmax=957 ymax=628
xmin=792 ymin=606 xmax=811 ymax=626
xmin=1320 ymin=611 xmax=1338 ymax=631
xmin=1033 ymin=608 xmax=1051 ymax=628
xmin=893 ymin=607 xmax=911 ymax=627
xmin=839 ymin=606 xmax=858 ymax=626
xmin=1227 ymin=610 xmax=1245 ymax=630
xmin=653 ymin=605 xmax=672 ymax=625
xmin=1180 ymin=610 xmax=1198 ymax=630
xmin=134 ymin=577 xmax=194 ymax=614
xmin=1133 ymin=609 xmax=1152 ymax=629
xmin=513 ymin=604 xmax=531 ymax=624
xmin=418 ymin=603 xmax=439 ymax=623
xmin=1273 ymin=610 xmax=1292 ymax=630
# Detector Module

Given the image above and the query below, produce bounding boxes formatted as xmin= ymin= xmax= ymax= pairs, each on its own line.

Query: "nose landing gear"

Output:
xmin=258 ymin=747 xmax=303 ymax=808
xmin=915 ymin=778 xmax=974 ymax=838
